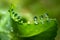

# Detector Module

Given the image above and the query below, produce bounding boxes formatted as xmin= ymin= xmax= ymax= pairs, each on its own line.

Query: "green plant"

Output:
xmin=8 ymin=4 xmax=58 ymax=40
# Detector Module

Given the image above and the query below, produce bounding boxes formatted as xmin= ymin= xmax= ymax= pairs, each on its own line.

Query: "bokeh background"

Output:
xmin=0 ymin=0 xmax=60 ymax=40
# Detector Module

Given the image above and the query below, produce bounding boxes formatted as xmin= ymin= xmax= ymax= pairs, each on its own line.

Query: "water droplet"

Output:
xmin=17 ymin=16 xmax=20 ymax=19
xmin=21 ymin=20 xmax=23 ymax=23
xmin=11 ymin=9 xmax=13 ymax=11
xmin=19 ymin=19 xmax=24 ymax=23
xmin=8 ymin=10 xmax=10 ymax=12
xmin=44 ymin=13 xmax=48 ymax=17
xmin=14 ymin=13 xmax=17 ymax=17
xmin=40 ymin=15 xmax=43 ymax=19
xmin=46 ymin=19 xmax=50 ymax=23
xmin=12 ymin=12 xmax=15 ymax=14
xmin=34 ymin=16 xmax=37 ymax=21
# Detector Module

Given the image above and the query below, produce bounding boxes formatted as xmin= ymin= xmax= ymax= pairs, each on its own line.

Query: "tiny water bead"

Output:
xmin=18 ymin=18 xmax=21 ymax=22
xmin=44 ymin=13 xmax=51 ymax=23
xmin=44 ymin=13 xmax=48 ymax=17
xmin=34 ymin=16 xmax=38 ymax=21
xmin=17 ymin=16 xmax=21 ymax=19
xmin=20 ymin=20 xmax=24 ymax=24
xmin=40 ymin=21 xmax=44 ymax=24
xmin=8 ymin=10 xmax=10 ymax=12
xmin=11 ymin=9 xmax=14 ymax=11
xmin=14 ymin=13 xmax=18 ymax=17
xmin=12 ymin=12 xmax=15 ymax=14
xmin=39 ymin=15 xmax=44 ymax=24
xmin=40 ymin=15 xmax=43 ymax=20
xmin=8 ymin=9 xmax=14 ymax=13
xmin=33 ymin=16 xmax=39 ymax=25
xmin=18 ymin=18 xmax=27 ymax=24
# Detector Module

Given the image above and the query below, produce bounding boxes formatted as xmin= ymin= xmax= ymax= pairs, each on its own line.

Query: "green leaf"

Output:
xmin=12 ymin=19 xmax=57 ymax=38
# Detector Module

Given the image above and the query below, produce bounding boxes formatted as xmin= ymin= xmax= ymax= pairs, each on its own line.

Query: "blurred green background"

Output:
xmin=0 ymin=0 xmax=60 ymax=40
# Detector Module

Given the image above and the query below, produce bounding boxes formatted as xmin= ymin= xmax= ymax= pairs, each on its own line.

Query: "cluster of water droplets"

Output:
xmin=8 ymin=8 xmax=56 ymax=25
xmin=8 ymin=8 xmax=27 ymax=24
xmin=33 ymin=13 xmax=49 ymax=25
